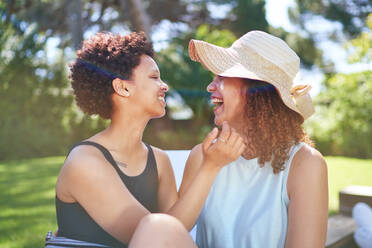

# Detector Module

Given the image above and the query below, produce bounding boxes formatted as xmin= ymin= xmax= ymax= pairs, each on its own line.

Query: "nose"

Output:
xmin=207 ymin=80 xmax=218 ymax=92
xmin=160 ymin=81 xmax=169 ymax=92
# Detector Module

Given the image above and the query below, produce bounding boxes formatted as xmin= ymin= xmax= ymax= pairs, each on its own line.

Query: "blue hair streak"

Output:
xmin=246 ymin=80 xmax=276 ymax=95
xmin=76 ymin=58 xmax=128 ymax=81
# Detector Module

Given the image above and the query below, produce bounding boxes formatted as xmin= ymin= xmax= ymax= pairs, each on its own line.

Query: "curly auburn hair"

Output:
xmin=69 ymin=32 xmax=154 ymax=119
xmin=242 ymin=79 xmax=313 ymax=174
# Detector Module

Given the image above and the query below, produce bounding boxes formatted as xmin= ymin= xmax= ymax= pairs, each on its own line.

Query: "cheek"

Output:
xmin=227 ymin=89 xmax=245 ymax=105
xmin=227 ymin=91 xmax=246 ymax=116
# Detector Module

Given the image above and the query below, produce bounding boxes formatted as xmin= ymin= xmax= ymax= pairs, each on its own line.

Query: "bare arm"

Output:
xmin=56 ymin=146 xmax=150 ymax=244
xmin=154 ymin=142 xmax=205 ymax=230
xmin=167 ymin=155 xmax=220 ymax=230
xmin=152 ymin=144 xmax=219 ymax=231
xmin=285 ymin=145 xmax=328 ymax=248
xmin=178 ymin=144 xmax=203 ymax=198
xmin=164 ymin=123 xmax=246 ymax=230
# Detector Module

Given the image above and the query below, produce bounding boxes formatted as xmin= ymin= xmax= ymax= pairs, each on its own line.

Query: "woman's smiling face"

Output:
xmin=207 ymin=75 xmax=247 ymax=126
xmin=129 ymin=55 xmax=169 ymax=118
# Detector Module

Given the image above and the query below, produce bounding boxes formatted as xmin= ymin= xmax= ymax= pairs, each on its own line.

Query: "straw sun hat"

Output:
xmin=188 ymin=30 xmax=315 ymax=120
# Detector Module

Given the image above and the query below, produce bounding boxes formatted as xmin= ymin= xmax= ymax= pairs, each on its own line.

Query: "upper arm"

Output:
xmin=178 ymin=144 xmax=203 ymax=197
xmin=285 ymin=146 xmax=328 ymax=248
xmin=153 ymin=147 xmax=178 ymax=213
xmin=57 ymin=147 xmax=149 ymax=244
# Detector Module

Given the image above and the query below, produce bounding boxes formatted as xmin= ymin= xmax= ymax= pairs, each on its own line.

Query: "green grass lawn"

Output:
xmin=0 ymin=156 xmax=63 ymax=248
xmin=0 ymin=156 xmax=371 ymax=247
xmin=327 ymin=156 xmax=372 ymax=215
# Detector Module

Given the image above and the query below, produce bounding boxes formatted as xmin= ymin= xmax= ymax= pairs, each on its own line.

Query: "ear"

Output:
xmin=112 ymin=78 xmax=130 ymax=97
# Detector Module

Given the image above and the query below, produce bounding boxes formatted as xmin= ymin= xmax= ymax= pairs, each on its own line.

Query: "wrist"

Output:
xmin=201 ymin=160 xmax=222 ymax=174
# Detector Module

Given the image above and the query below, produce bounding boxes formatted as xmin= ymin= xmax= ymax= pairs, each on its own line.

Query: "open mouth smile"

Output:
xmin=158 ymin=93 xmax=166 ymax=105
xmin=211 ymin=97 xmax=224 ymax=112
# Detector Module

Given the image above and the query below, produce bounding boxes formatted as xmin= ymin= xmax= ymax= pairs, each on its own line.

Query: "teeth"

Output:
xmin=212 ymin=98 xmax=224 ymax=104
xmin=158 ymin=96 xmax=165 ymax=102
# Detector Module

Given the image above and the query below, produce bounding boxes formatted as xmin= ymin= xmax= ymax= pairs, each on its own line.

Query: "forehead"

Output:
xmin=217 ymin=75 xmax=245 ymax=87
xmin=135 ymin=54 xmax=159 ymax=73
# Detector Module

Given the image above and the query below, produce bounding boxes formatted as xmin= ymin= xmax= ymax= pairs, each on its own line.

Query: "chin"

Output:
xmin=159 ymin=111 xmax=166 ymax=118
xmin=214 ymin=116 xmax=224 ymax=126
xmin=152 ymin=109 xmax=166 ymax=119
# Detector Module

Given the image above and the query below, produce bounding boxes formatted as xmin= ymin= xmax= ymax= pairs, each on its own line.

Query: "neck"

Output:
xmin=93 ymin=108 xmax=150 ymax=154
xmin=230 ymin=121 xmax=257 ymax=160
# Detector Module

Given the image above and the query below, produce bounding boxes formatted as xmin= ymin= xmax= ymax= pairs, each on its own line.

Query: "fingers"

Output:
xmin=225 ymin=127 xmax=246 ymax=159
xmin=202 ymin=123 xmax=247 ymax=168
xmin=202 ymin=127 xmax=218 ymax=151
xmin=217 ymin=121 xmax=231 ymax=144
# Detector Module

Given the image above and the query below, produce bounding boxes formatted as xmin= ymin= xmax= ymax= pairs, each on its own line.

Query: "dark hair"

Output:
xmin=69 ymin=32 xmax=154 ymax=119
xmin=242 ymin=79 xmax=313 ymax=174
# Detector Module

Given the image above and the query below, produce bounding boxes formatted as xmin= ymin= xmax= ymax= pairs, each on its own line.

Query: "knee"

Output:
xmin=130 ymin=214 xmax=194 ymax=248
xmin=137 ymin=213 xmax=185 ymax=232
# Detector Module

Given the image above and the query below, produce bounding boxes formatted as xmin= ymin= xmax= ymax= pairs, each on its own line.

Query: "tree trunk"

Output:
xmin=120 ymin=0 xmax=152 ymax=39
xmin=66 ymin=0 xmax=83 ymax=50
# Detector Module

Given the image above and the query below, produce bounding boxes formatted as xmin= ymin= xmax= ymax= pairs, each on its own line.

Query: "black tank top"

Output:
xmin=56 ymin=141 xmax=159 ymax=247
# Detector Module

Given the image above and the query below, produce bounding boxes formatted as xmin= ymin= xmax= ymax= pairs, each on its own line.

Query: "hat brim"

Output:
xmin=189 ymin=39 xmax=263 ymax=82
xmin=188 ymin=39 xmax=314 ymax=120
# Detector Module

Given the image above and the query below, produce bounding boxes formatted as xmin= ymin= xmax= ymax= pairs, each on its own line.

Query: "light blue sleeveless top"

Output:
xmin=196 ymin=142 xmax=306 ymax=248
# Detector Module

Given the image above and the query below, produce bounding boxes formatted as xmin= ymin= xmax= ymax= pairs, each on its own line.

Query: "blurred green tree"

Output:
xmin=0 ymin=4 xmax=109 ymax=159
xmin=2 ymin=0 xmax=322 ymax=69
xmin=306 ymin=14 xmax=372 ymax=158
xmin=1 ymin=0 xmax=351 ymax=156
xmin=346 ymin=14 xmax=372 ymax=63
xmin=0 ymin=10 xmax=72 ymax=159
xmin=290 ymin=0 xmax=371 ymax=38
xmin=308 ymin=71 xmax=372 ymax=158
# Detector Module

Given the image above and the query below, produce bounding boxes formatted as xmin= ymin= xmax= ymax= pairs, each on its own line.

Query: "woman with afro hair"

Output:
xmin=181 ymin=30 xmax=329 ymax=248
xmin=52 ymin=32 xmax=246 ymax=248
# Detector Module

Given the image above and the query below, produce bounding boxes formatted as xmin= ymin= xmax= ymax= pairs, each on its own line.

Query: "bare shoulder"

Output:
xmin=56 ymin=145 xmax=111 ymax=199
xmin=288 ymin=144 xmax=328 ymax=195
xmin=151 ymin=145 xmax=171 ymax=165
xmin=63 ymin=145 xmax=106 ymax=173
xmin=292 ymin=144 xmax=327 ymax=172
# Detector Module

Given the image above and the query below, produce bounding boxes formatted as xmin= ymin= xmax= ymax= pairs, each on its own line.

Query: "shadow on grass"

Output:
xmin=0 ymin=158 xmax=61 ymax=184
xmin=0 ymin=157 xmax=62 ymax=247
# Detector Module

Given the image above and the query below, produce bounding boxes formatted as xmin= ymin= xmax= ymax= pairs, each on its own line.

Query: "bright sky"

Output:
xmin=266 ymin=0 xmax=295 ymax=32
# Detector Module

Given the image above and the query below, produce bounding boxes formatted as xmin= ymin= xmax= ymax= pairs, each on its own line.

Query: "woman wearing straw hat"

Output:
xmin=49 ymin=31 xmax=246 ymax=248
xmin=179 ymin=30 xmax=328 ymax=247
